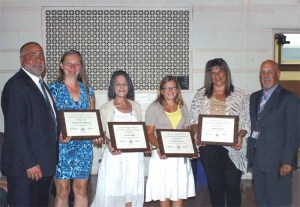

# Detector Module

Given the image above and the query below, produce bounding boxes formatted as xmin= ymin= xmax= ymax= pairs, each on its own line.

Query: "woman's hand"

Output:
xmin=232 ymin=130 xmax=246 ymax=150
xmin=157 ymin=148 xmax=167 ymax=159
xmin=194 ymin=132 xmax=199 ymax=145
xmin=59 ymin=133 xmax=71 ymax=143
xmin=231 ymin=136 xmax=242 ymax=150
xmin=194 ymin=131 xmax=206 ymax=147
xmin=108 ymin=141 xmax=122 ymax=155
xmin=93 ymin=137 xmax=104 ymax=147
xmin=144 ymin=150 xmax=152 ymax=157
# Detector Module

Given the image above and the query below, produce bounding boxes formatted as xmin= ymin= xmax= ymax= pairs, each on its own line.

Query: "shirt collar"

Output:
xmin=263 ymin=83 xmax=279 ymax=97
xmin=21 ymin=67 xmax=42 ymax=85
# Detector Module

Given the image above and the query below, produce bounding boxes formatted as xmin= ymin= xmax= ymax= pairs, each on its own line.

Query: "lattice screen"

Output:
xmin=43 ymin=8 xmax=191 ymax=90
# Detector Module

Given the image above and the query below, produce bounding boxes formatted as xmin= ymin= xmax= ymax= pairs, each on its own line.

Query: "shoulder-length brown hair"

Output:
xmin=56 ymin=50 xmax=90 ymax=97
xmin=204 ymin=58 xmax=234 ymax=98
xmin=107 ymin=70 xmax=135 ymax=100
xmin=155 ymin=76 xmax=184 ymax=107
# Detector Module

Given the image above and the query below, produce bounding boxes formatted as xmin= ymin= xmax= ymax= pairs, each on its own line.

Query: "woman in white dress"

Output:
xmin=91 ymin=70 xmax=145 ymax=207
xmin=145 ymin=76 xmax=195 ymax=207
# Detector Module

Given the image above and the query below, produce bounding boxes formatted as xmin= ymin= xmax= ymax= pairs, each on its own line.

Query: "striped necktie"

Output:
xmin=39 ymin=78 xmax=56 ymax=122
xmin=258 ymin=90 xmax=269 ymax=114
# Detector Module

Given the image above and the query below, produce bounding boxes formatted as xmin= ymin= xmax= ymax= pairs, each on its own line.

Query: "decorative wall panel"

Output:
xmin=43 ymin=8 xmax=191 ymax=90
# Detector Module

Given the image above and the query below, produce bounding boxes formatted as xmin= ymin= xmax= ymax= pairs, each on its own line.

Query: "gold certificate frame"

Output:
xmin=60 ymin=110 xmax=104 ymax=140
xmin=108 ymin=122 xmax=150 ymax=152
xmin=197 ymin=114 xmax=239 ymax=145
xmin=156 ymin=129 xmax=198 ymax=157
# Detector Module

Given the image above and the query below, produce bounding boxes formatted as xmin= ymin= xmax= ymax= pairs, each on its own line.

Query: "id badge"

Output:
xmin=251 ymin=128 xmax=260 ymax=139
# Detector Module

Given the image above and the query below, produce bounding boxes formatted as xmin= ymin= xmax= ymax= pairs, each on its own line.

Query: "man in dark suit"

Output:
xmin=247 ymin=60 xmax=299 ymax=206
xmin=1 ymin=42 xmax=60 ymax=206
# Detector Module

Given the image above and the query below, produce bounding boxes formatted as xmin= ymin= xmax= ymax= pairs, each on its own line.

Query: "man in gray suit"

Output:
xmin=247 ymin=60 xmax=299 ymax=206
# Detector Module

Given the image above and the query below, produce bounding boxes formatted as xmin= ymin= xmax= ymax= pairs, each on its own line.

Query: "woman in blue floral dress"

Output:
xmin=49 ymin=50 xmax=101 ymax=206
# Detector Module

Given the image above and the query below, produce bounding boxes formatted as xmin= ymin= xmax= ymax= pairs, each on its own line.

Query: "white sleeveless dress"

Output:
xmin=90 ymin=108 xmax=145 ymax=207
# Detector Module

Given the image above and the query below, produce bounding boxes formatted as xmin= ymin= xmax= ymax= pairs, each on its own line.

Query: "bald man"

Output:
xmin=247 ymin=60 xmax=299 ymax=206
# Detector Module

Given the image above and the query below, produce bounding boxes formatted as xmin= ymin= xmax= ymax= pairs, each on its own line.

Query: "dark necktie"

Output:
xmin=39 ymin=78 xmax=56 ymax=122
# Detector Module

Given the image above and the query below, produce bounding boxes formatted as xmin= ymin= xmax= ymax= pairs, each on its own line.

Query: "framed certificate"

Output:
xmin=108 ymin=122 xmax=150 ymax=152
xmin=60 ymin=110 xmax=104 ymax=140
xmin=197 ymin=114 xmax=239 ymax=145
xmin=156 ymin=129 xmax=198 ymax=157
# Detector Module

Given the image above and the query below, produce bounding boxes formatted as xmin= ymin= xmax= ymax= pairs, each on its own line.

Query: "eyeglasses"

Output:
xmin=162 ymin=87 xmax=177 ymax=91
xmin=210 ymin=70 xmax=225 ymax=77
xmin=115 ymin=83 xmax=128 ymax=88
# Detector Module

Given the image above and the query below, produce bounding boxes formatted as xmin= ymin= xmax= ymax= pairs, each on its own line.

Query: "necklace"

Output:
xmin=210 ymin=97 xmax=226 ymax=115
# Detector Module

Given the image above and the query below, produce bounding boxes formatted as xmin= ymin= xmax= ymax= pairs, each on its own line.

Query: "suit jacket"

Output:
xmin=247 ymin=84 xmax=299 ymax=172
xmin=1 ymin=69 xmax=60 ymax=177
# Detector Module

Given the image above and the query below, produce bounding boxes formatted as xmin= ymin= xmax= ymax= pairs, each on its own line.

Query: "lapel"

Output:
xmin=19 ymin=69 xmax=47 ymax=103
xmin=40 ymin=78 xmax=58 ymax=110
xmin=258 ymin=85 xmax=282 ymax=120
xmin=19 ymin=69 xmax=58 ymax=124
xmin=253 ymin=90 xmax=262 ymax=121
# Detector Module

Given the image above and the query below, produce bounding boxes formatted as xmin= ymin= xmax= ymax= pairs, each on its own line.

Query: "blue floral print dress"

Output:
xmin=49 ymin=81 xmax=94 ymax=179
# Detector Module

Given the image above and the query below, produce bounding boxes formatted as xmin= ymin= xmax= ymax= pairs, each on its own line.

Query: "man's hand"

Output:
xmin=280 ymin=164 xmax=293 ymax=176
xmin=26 ymin=165 xmax=42 ymax=181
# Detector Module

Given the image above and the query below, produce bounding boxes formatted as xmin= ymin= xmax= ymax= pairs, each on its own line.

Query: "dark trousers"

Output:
xmin=200 ymin=145 xmax=242 ymax=207
xmin=7 ymin=175 xmax=52 ymax=207
xmin=252 ymin=151 xmax=292 ymax=207
xmin=0 ymin=188 xmax=7 ymax=207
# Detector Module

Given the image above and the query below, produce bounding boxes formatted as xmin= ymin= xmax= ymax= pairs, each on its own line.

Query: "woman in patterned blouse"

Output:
xmin=189 ymin=58 xmax=250 ymax=207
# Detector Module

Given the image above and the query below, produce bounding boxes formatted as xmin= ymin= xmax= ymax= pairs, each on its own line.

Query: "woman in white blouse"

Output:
xmin=91 ymin=70 xmax=144 ymax=207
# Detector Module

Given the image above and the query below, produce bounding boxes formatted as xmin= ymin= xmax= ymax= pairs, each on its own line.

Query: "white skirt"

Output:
xmin=145 ymin=150 xmax=195 ymax=202
xmin=90 ymin=148 xmax=145 ymax=207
